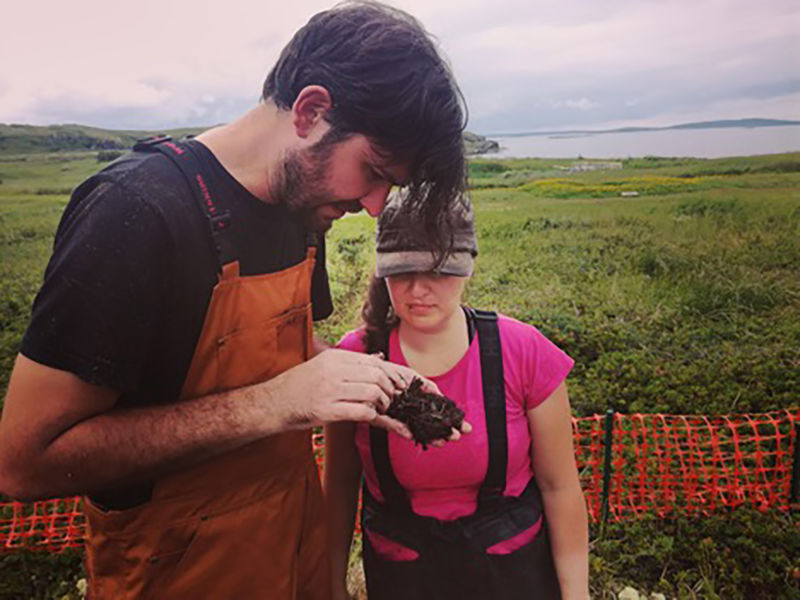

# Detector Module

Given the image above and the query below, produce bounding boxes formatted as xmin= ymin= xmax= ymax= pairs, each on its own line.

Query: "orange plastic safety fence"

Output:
xmin=0 ymin=497 xmax=84 ymax=552
xmin=598 ymin=409 xmax=799 ymax=521
xmin=2 ymin=409 xmax=796 ymax=552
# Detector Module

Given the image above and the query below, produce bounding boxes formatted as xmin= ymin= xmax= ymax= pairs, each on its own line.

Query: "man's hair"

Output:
xmin=263 ymin=1 xmax=468 ymax=259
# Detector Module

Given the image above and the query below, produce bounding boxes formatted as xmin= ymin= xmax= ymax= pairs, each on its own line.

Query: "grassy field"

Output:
xmin=1 ymin=150 xmax=798 ymax=598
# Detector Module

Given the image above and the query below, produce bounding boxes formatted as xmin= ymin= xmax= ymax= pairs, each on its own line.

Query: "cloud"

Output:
xmin=1 ymin=0 xmax=798 ymax=131
xmin=452 ymin=0 xmax=799 ymax=131
xmin=564 ymin=98 xmax=600 ymax=111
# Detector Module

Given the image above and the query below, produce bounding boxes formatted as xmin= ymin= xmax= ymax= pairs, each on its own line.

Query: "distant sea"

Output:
xmin=484 ymin=125 xmax=800 ymax=159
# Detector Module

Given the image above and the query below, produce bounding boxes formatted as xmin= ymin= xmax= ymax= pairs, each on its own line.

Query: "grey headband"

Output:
xmin=375 ymin=190 xmax=477 ymax=277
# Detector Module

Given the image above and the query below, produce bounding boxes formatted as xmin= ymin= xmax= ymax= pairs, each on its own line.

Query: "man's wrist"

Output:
xmin=247 ymin=367 xmax=310 ymax=434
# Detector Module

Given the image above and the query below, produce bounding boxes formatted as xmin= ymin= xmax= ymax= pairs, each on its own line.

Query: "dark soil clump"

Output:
xmin=387 ymin=378 xmax=465 ymax=449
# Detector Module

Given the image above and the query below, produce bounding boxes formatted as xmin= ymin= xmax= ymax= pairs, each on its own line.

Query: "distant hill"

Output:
xmin=0 ymin=123 xmax=499 ymax=156
xmin=670 ymin=118 xmax=800 ymax=130
xmin=0 ymin=124 xmax=207 ymax=155
xmin=486 ymin=118 xmax=800 ymax=138
xmin=463 ymin=131 xmax=499 ymax=155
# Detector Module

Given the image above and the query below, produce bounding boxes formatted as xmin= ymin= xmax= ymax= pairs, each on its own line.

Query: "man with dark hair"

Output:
xmin=263 ymin=3 xmax=467 ymax=255
xmin=0 ymin=2 xmax=468 ymax=598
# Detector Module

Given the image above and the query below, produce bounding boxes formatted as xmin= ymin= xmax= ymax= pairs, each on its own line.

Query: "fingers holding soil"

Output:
xmin=400 ymin=371 xmax=441 ymax=395
xmin=338 ymin=382 xmax=392 ymax=413
xmin=375 ymin=362 xmax=415 ymax=393
xmin=385 ymin=378 xmax=467 ymax=450
xmin=370 ymin=415 xmax=413 ymax=440
xmin=351 ymin=355 xmax=410 ymax=397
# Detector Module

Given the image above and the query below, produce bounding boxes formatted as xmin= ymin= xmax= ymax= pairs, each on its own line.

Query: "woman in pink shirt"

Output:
xmin=325 ymin=193 xmax=589 ymax=600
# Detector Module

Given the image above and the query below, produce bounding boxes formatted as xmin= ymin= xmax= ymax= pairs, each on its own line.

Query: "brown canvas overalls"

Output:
xmin=83 ymin=138 xmax=331 ymax=599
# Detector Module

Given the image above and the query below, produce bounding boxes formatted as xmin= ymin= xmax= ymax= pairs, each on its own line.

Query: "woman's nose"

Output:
xmin=408 ymin=275 xmax=430 ymax=295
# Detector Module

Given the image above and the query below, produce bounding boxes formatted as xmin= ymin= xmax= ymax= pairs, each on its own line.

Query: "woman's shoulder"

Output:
xmin=487 ymin=312 xmax=567 ymax=356
xmin=495 ymin=312 xmax=543 ymax=340
xmin=335 ymin=327 xmax=368 ymax=353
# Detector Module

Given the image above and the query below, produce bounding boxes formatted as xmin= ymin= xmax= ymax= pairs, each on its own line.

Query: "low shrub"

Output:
xmin=675 ymin=198 xmax=739 ymax=217
xmin=0 ymin=548 xmax=84 ymax=600
xmin=590 ymin=510 xmax=799 ymax=600
xmin=521 ymin=176 xmax=701 ymax=198
xmin=96 ymin=150 xmax=124 ymax=162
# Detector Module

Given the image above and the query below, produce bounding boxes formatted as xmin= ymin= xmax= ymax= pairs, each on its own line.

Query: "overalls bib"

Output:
xmin=363 ymin=309 xmax=561 ymax=600
xmin=83 ymin=138 xmax=331 ymax=599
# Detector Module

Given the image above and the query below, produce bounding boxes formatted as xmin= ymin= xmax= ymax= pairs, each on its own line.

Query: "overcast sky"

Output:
xmin=2 ymin=0 xmax=798 ymax=134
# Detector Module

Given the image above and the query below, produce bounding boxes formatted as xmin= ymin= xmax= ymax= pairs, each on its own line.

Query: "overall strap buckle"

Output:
xmin=135 ymin=138 xmax=236 ymax=270
xmin=133 ymin=134 xmax=172 ymax=151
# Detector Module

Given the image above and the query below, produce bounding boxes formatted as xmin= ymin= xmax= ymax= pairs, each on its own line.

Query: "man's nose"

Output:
xmin=360 ymin=182 xmax=392 ymax=217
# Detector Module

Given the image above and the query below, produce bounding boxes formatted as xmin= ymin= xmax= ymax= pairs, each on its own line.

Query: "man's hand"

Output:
xmin=269 ymin=349 xmax=470 ymax=441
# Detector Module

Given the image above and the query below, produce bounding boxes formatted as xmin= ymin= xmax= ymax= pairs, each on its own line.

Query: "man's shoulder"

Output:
xmin=60 ymin=148 xmax=203 ymax=243
xmin=83 ymin=149 xmax=190 ymax=206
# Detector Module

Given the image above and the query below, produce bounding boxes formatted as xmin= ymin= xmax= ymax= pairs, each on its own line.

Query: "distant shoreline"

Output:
xmin=480 ymin=118 xmax=800 ymax=139
xmin=482 ymin=124 xmax=800 ymax=160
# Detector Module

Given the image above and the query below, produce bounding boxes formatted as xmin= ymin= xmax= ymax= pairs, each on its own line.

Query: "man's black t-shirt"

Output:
xmin=21 ymin=140 xmax=333 ymax=508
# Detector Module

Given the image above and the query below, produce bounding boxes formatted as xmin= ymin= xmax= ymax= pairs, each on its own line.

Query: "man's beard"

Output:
xmin=267 ymin=129 xmax=349 ymax=233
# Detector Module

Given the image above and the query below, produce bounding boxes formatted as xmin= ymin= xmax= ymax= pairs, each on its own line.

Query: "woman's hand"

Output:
xmin=429 ymin=421 xmax=473 ymax=447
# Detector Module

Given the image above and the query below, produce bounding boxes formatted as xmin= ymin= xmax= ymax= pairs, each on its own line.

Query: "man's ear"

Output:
xmin=291 ymin=85 xmax=333 ymax=139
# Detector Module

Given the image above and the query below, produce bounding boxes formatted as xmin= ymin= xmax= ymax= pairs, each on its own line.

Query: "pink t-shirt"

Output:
xmin=336 ymin=314 xmax=574 ymax=557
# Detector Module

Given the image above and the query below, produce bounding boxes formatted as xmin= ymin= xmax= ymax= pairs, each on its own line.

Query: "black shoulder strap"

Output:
xmin=468 ymin=308 xmax=508 ymax=501
xmin=369 ymin=308 xmax=509 ymax=510
xmin=132 ymin=136 xmax=235 ymax=269
xmin=464 ymin=305 xmax=476 ymax=343
xmin=369 ymin=333 xmax=413 ymax=512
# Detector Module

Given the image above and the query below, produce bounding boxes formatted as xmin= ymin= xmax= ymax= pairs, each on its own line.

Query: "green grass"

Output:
xmin=0 ymin=152 xmax=99 ymax=392
xmin=1 ymin=151 xmax=798 ymax=599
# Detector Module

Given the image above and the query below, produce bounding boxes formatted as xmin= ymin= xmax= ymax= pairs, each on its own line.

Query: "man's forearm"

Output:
xmin=541 ymin=484 xmax=590 ymax=600
xmin=12 ymin=379 xmax=290 ymax=500
xmin=2 ymin=348 xmax=414 ymax=502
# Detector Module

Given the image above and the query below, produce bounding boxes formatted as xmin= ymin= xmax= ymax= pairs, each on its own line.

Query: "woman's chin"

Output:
xmin=401 ymin=313 xmax=445 ymax=333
